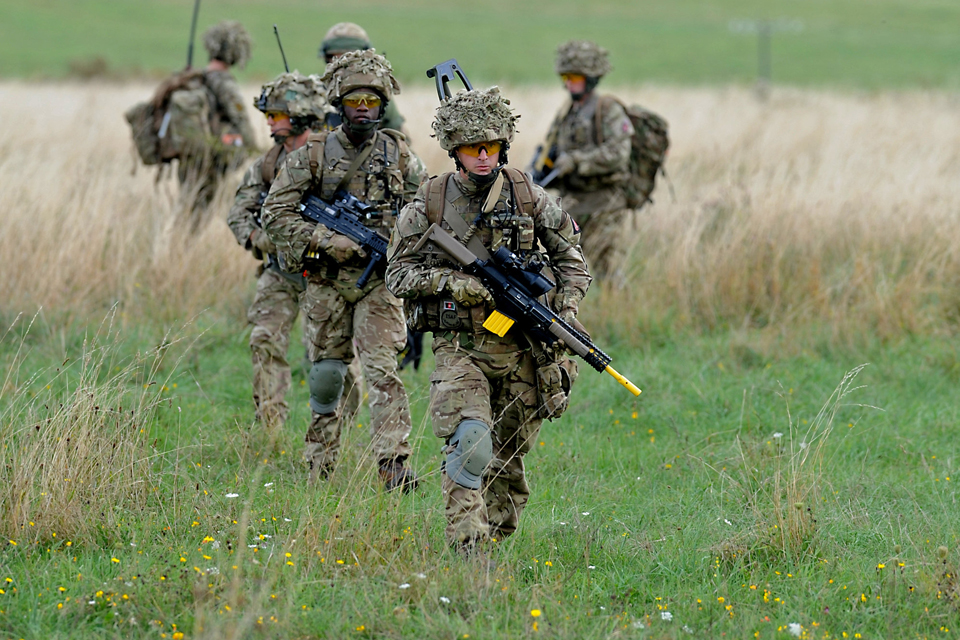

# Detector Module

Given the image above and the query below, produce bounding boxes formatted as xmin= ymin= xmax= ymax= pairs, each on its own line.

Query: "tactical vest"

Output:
xmin=407 ymin=167 xmax=539 ymax=334
xmin=303 ymin=129 xmax=409 ymax=239
xmin=553 ymin=93 xmax=629 ymax=192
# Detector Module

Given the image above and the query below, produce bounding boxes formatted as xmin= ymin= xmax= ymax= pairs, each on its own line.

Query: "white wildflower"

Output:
xmin=225 ymin=493 xmax=239 ymax=498
xmin=439 ymin=596 xmax=451 ymax=604
xmin=398 ymin=583 xmax=411 ymax=589
xmin=788 ymin=622 xmax=802 ymax=637
xmin=661 ymin=611 xmax=673 ymax=621
xmin=773 ymin=432 xmax=783 ymax=439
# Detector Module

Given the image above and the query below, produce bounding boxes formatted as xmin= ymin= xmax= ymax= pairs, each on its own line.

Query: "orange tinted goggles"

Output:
xmin=458 ymin=141 xmax=502 ymax=157
xmin=560 ymin=73 xmax=586 ymax=83
xmin=264 ymin=111 xmax=288 ymax=121
xmin=341 ymin=92 xmax=382 ymax=109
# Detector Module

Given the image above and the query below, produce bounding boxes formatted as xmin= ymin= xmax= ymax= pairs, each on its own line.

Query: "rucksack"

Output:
xmin=596 ymin=96 xmax=669 ymax=209
xmin=124 ymin=70 xmax=214 ymax=166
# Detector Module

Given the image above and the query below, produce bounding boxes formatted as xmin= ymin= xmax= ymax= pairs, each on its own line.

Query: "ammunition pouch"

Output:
xmin=405 ymin=297 xmax=490 ymax=334
xmin=535 ymin=356 xmax=578 ymax=420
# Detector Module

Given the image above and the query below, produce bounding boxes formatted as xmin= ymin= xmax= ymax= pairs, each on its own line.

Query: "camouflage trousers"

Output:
xmin=562 ymin=187 xmax=635 ymax=281
xmin=300 ymin=275 xmax=412 ymax=471
xmin=247 ymin=267 xmax=305 ymax=432
xmin=430 ymin=332 xmax=543 ymax=547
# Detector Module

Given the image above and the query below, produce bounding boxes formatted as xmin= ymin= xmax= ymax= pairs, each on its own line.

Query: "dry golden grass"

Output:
xmin=3 ymin=81 xmax=960 ymax=337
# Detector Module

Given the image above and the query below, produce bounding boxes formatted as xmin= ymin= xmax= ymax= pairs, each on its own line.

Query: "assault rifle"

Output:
xmin=299 ymin=191 xmax=389 ymax=289
xmin=411 ymin=224 xmax=641 ymax=396
xmin=528 ymin=143 xmax=559 ymax=187
xmin=185 ymin=0 xmax=201 ymax=69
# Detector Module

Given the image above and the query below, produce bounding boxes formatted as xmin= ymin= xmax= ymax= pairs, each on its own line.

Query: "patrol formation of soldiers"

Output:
xmin=137 ymin=22 xmax=657 ymax=553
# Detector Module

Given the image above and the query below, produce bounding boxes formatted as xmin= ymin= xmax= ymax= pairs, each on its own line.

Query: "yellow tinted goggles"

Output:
xmin=341 ymin=92 xmax=382 ymax=109
xmin=560 ymin=73 xmax=586 ymax=83
xmin=457 ymin=141 xmax=502 ymax=157
xmin=264 ymin=111 xmax=288 ymax=121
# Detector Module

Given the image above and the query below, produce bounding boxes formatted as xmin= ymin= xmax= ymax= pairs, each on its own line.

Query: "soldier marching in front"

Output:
xmin=385 ymin=87 xmax=591 ymax=550
xmin=537 ymin=40 xmax=635 ymax=281
xmin=262 ymin=50 xmax=425 ymax=491
xmin=226 ymin=72 xmax=336 ymax=436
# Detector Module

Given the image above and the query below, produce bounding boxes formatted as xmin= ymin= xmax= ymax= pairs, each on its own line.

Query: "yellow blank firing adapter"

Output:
xmin=605 ymin=365 xmax=641 ymax=396
xmin=483 ymin=310 xmax=515 ymax=337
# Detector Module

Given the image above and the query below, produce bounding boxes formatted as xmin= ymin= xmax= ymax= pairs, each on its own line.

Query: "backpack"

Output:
xmin=596 ymin=96 xmax=669 ymax=209
xmin=124 ymin=70 xmax=214 ymax=165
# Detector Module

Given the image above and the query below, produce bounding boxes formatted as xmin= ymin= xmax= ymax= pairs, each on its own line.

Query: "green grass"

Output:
xmin=1 ymin=306 xmax=958 ymax=639
xmin=5 ymin=0 xmax=960 ymax=88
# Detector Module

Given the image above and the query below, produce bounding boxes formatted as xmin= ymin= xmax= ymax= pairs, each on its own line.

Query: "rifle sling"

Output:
xmin=439 ymin=174 xmax=493 ymax=262
xmin=334 ymin=139 xmax=375 ymax=193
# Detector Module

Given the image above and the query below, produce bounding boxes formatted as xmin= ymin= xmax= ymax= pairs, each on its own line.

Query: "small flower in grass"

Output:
xmin=772 ymin=432 xmax=783 ymax=439
xmin=661 ymin=611 xmax=673 ymax=621
xmin=877 ymin=563 xmax=885 ymax=570
xmin=440 ymin=596 xmax=451 ymax=604
xmin=225 ymin=493 xmax=239 ymax=499
xmin=530 ymin=609 xmax=541 ymax=618
xmin=111 ymin=558 xmax=120 ymax=564
xmin=788 ymin=622 xmax=802 ymax=637
xmin=398 ymin=583 xmax=411 ymax=590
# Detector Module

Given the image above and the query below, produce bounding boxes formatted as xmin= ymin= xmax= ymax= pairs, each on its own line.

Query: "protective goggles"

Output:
xmin=264 ymin=111 xmax=289 ymax=121
xmin=457 ymin=141 xmax=502 ymax=157
xmin=341 ymin=92 xmax=382 ymax=109
xmin=560 ymin=73 xmax=586 ymax=84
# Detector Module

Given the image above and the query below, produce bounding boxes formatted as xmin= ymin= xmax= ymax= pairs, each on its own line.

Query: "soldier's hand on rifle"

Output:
xmin=552 ymin=153 xmax=576 ymax=177
xmin=445 ymin=273 xmax=495 ymax=308
xmin=249 ymin=229 xmax=277 ymax=255
xmin=322 ymin=233 xmax=366 ymax=264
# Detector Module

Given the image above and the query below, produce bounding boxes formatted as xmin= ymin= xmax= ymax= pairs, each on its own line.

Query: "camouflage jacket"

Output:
xmin=547 ymin=92 xmax=633 ymax=192
xmin=203 ymin=69 xmax=256 ymax=148
xmin=262 ymin=127 xmax=426 ymax=278
xmin=385 ymin=170 xmax=591 ymax=340
xmin=227 ymin=145 xmax=288 ymax=253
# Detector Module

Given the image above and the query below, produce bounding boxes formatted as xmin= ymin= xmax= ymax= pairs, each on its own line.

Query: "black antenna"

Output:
xmin=426 ymin=59 xmax=473 ymax=101
xmin=273 ymin=24 xmax=290 ymax=73
xmin=185 ymin=0 xmax=202 ymax=68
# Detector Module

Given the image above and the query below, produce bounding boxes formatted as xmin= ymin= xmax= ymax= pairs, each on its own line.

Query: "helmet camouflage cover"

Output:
xmin=203 ymin=20 xmax=252 ymax=69
xmin=432 ymin=87 xmax=518 ymax=151
xmin=320 ymin=22 xmax=372 ymax=57
xmin=255 ymin=71 xmax=332 ymax=121
xmin=322 ymin=49 xmax=400 ymax=102
xmin=555 ymin=39 xmax=612 ymax=77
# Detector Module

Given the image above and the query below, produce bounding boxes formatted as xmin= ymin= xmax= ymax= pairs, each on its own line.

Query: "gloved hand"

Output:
xmin=553 ymin=293 xmax=580 ymax=325
xmin=249 ymin=228 xmax=276 ymax=255
xmin=446 ymin=273 xmax=495 ymax=307
xmin=323 ymin=233 xmax=365 ymax=264
xmin=552 ymin=152 xmax=577 ymax=177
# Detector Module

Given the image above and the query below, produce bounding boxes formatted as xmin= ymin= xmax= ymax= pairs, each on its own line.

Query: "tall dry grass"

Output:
xmin=3 ymin=81 xmax=960 ymax=337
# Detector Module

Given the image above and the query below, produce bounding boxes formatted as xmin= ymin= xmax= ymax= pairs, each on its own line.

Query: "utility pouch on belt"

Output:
xmin=535 ymin=356 xmax=578 ymax=420
xmin=406 ymin=298 xmax=487 ymax=333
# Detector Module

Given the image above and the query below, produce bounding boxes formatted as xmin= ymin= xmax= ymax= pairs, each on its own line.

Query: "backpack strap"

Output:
xmin=379 ymin=129 xmax=409 ymax=178
xmin=305 ymin=131 xmax=331 ymax=182
xmin=424 ymin=172 xmax=454 ymax=226
xmin=501 ymin=167 xmax=536 ymax=216
xmin=261 ymin=143 xmax=284 ymax=185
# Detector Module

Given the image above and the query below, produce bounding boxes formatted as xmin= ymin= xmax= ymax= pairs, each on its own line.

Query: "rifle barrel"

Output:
xmin=186 ymin=0 xmax=201 ymax=69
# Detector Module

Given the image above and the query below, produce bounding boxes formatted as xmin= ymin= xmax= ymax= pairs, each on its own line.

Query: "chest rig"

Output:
xmin=556 ymin=94 xmax=600 ymax=155
xmin=304 ymin=129 xmax=408 ymax=237
xmin=407 ymin=167 xmax=540 ymax=335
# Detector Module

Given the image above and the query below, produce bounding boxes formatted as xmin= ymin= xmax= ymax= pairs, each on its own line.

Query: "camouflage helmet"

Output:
xmin=203 ymin=20 xmax=252 ymax=69
xmin=320 ymin=22 xmax=372 ymax=58
xmin=322 ymin=49 xmax=400 ymax=103
xmin=255 ymin=72 xmax=331 ymax=119
xmin=432 ymin=87 xmax=518 ymax=152
xmin=555 ymin=40 xmax=612 ymax=77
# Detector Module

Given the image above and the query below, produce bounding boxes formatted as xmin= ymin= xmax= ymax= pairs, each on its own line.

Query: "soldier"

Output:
xmin=318 ymin=22 xmax=407 ymax=134
xmin=180 ymin=20 xmax=258 ymax=214
xmin=227 ymin=72 xmax=344 ymax=435
xmin=385 ymin=88 xmax=591 ymax=550
xmin=538 ymin=40 xmax=634 ymax=281
xmin=262 ymin=50 xmax=426 ymax=491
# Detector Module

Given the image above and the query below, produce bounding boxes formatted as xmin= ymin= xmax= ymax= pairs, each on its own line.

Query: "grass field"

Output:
xmin=4 ymin=0 xmax=960 ymax=88
xmin=2 ymin=79 xmax=960 ymax=639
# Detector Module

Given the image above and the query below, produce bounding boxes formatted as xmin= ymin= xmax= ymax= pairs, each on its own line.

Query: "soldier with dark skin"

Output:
xmin=227 ymin=72 xmax=352 ymax=435
xmin=318 ymin=22 xmax=407 ymax=135
xmin=540 ymin=40 xmax=635 ymax=281
xmin=385 ymin=88 xmax=591 ymax=550
xmin=179 ymin=21 xmax=257 ymax=215
xmin=262 ymin=50 xmax=426 ymax=491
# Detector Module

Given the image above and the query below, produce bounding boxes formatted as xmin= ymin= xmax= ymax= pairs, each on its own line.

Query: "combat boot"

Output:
xmin=378 ymin=457 xmax=419 ymax=493
xmin=308 ymin=459 xmax=333 ymax=486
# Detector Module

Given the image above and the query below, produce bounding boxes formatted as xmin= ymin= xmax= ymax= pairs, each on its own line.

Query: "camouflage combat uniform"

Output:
xmin=546 ymin=40 xmax=634 ymax=280
xmin=227 ymin=72 xmax=361 ymax=434
xmin=385 ymin=88 xmax=591 ymax=547
xmin=262 ymin=51 xmax=426 ymax=483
